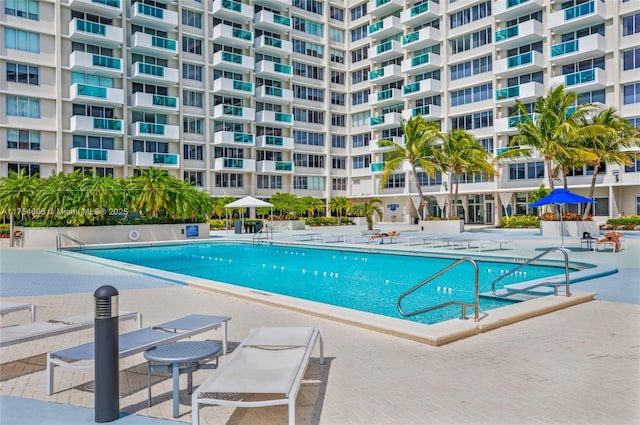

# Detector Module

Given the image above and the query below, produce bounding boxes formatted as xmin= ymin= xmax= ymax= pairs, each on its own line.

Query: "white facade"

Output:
xmin=1 ymin=0 xmax=639 ymax=223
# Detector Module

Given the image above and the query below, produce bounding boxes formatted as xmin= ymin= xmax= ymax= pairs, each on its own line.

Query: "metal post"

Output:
xmin=94 ymin=285 xmax=119 ymax=423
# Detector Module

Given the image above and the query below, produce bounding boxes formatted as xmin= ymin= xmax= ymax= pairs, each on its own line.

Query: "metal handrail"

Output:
xmin=491 ymin=247 xmax=571 ymax=298
xmin=397 ymin=257 xmax=480 ymax=322
xmin=56 ymin=233 xmax=85 ymax=252
xmin=252 ymin=227 xmax=273 ymax=244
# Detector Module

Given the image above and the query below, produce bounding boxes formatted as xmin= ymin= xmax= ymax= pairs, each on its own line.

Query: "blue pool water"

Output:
xmin=83 ymin=243 xmax=575 ymax=324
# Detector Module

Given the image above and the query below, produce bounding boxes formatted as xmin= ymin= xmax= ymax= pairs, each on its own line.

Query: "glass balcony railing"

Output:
xmin=564 ymin=1 xmax=594 ymax=21
xmin=403 ymin=82 xmax=420 ymax=95
xmin=376 ymin=41 xmax=392 ymax=54
xmin=376 ymin=0 xmax=391 ymax=7
xmin=78 ymin=148 xmax=108 ymax=161
xmin=222 ymin=0 xmax=242 ymax=12
xmin=507 ymin=52 xmax=533 ymax=68
xmin=566 ymin=105 xmax=577 ymax=116
xmin=139 ymin=123 xmax=165 ymax=135
xmin=565 ymin=69 xmax=596 ymax=86
xmin=77 ymin=84 xmax=107 ymax=98
xmin=93 ymin=118 xmax=122 ymax=131
xmin=370 ymin=162 xmax=385 ymax=172
xmin=222 ymin=51 xmax=243 ymax=64
xmin=507 ymin=0 xmax=529 ymax=7
xmin=410 ymin=2 xmax=430 ymax=17
xmin=411 ymin=53 xmax=431 ymax=67
xmin=233 ymin=28 xmax=253 ymax=41
xmin=94 ymin=0 xmax=120 ymax=7
xmin=370 ymin=116 xmax=385 ymax=126
xmin=412 ymin=105 xmax=431 ymax=117
xmin=496 ymin=86 xmax=520 ymax=100
xmin=93 ymin=55 xmax=121 ymax=70
xmin=152 ymin=95 xmax=177 ymax=108
xmin=369 ymin=21 xmax=384 ymax=35
xmin=76 ymin=19 xmax=106 ymax=36
xmin=402 ymin=31 xmax=419 ymax=45
xmin=233 ymin=132 xmax=254 ymax=144
xmin=551 ymin=39 xmax=578 ymax=57
xmin=496 ymin=146 xmax=520 ymax=155
xmin=264 ymin=86 xmax=283 ymax=97
xmin=223 ymin=158 xmax=244 ymax=168
xmin=153 ymin=153 xmax=178 ymax=165
xmin=265 ymin=136 xmax=284 ymax=146
xmin=275 ymin=161 xmax=293 ymax=171
xmin=138 ymin=62 xmax=164 ymax=77
xmin=377 ymin=89 xmax=393 ymax=101
xmin=223 ymin=105 xmax=243 ymax=116
xmin=495 ymin=25 xmax=519 ymax=42
xmin=152 ymin=36 xmax=176 ymax=51
xmin=273 ymin=14 xmax=290 ymax=26
xmin=137 ymin=2 xmax=163 ymax=19
xmin=508 ymin=113 xmax=535 ymax=128
xmin=275 ymin=113 xmax=292 ymax=123
xmin=263 ymin=36 xmax=282 ymax=48
xmin=274 ymin=63 xmax=291 ymax=74
xmin=233 ymin=80 xmax=253 ymax=92
xmin=370 ymin=68 xmax=385 ymax=80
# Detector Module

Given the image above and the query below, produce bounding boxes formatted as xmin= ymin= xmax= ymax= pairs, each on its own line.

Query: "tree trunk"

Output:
xmin=411 ymin=166 xmax=428 ymax=219
xmin=582 ymin=171 xmax=598 ymax=219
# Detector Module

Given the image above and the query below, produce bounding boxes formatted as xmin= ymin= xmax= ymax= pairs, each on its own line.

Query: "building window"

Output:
xmin=351 ymin=67 xmax=370 ymax=84
xmin=450 ymin=28 xmax=492 ymax=54
xmin=329 ymin=27 xmax=344 ymax=43
xmin=450 ymin=83 xmax=492 ymax=107
xmin=332 ymin=135 xmax=346 ymax=148
xmin=73 ymin=135 xmax=114 ymax=150
xmin=331 ymin=92 xmax=345 ymax=106
xmin=351 ymin=89 xmax=369 ymax=106
xmin=4 ymin=28 xmax=39 ymax=53
xmin=6 ymin=95 xmax=40 ymax=118
xmin=293 ymin=108 xmax=324 ymax=124
xmin=417 ymin=172 xmax=442 ymax=186
xmin=183 ymin=117 xmax=204 ymax=134
xmin=351 ymin=46 xmax=368 ymax=64
xmin=184 ymin=170 xmax=204 ymax=186
xmin=622 ymin=13 xmax=640 ymax=36
xmin=332 ymin=178 xmax=347 ymax=191
xmin=332 ymin=156 xmax=346 ymax=169
xmin=352 ymin=155 xmax=371 ymax=169
xmin=450 ymin=1 xmax=491 ymax=29
xmin=625 ymin=158 xmax=640 ymax=173
xmin=294 ymin=154 xmax=325 ymax=168
xmin=182 ymin=63 xmax=202 ymax=81
xmin=183 ymin=144 xmax=203 ymax=160
xmin=450 ymin=56 xmax=492 ymax=81
xmin=330 ymin=49 xmax=345 ymax=64
xmin=183 ymin=90 xmax=203 ymax=108
xmin=350 ymin=4 xmax=366 ymax=21
xmin=182 ymin=10 xmax=202 ymax=28
xmin=182 ymin=36 xmax=202 ymax=55
xmin=215 ymin=173 xmax=243 ymax=188
xmin=257 ymin=175 xmax=282 ymax=189
xmin=593 ymin=197 xmax=609 ymax=216
xmin=331 ymin=113 xmax=345 ymax=127
xmin=330 ymin=6 xmax=344 ymax=22
xmin=293 ymin=62 xmax=323 ymax=80
xmin=293 ymin=17 xmax=324 ymax=37
xmin=294 ymin=176 xmax=325 ymax=190
xmin=293 ymin=85 xmax=324 ymax=102
xmin=331 ymin=71 xmax=345 ymax=84
xmin=74 ymin=167 xmax=113 ymax=177
xmin=351 ymin=111 xmax=370 ymax=127
xmin=350 ymin=24 xmax=368 ymax=42
xmin=293 ymin=131 xmax=325 ymax=146
xmin=8 ymin=163 xmax=39 ymax=177
xmin=508 ymin=161 xmax=544 ymax=180
xmin=623 ymin=48 xmax=640 ymax=71
xmin=6 ymin=62 xmax=38 ymax=85
xmin=386 ymin=174 xmax=405 ymax=189
xmin=623 ymin=83 xmax=640 ymax=104
xmin=293 ymin=39 xmax=324 ymax=58
xmin=352 ymin=133 xmax=371 ymax=148
xmin=293 ymin=0 xmax=323 ymax=15
xmin=5 ymin=0 xmax=38 ymax=20
xmin=450 ymin=111 xmax=493 ymax=130
xmin=7 ymin=129 xmax=40 ymax=150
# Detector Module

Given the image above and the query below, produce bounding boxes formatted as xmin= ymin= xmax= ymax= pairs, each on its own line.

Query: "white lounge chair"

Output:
xmin=192 ymin=327 xmax=324 ymax=425
xmin=0 ymin=301 xmax=36 ymax=322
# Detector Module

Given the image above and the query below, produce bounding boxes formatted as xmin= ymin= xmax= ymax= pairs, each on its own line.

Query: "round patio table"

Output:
xmin=144 ymin=340 xmax=221 ymax=418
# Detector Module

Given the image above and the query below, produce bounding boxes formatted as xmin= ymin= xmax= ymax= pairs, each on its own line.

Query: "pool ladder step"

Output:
xmin=479 ymin=290 xmax=537 ymax=302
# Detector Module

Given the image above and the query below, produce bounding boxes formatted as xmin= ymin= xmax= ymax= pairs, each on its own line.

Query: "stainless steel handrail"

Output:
xmin=252 ymin=227 xmax=273 ymax=244
xmin=56 ymin=233 xmax=85 ymax=252
xmin=491 ymin=247 xmax=571 ymax=298
xmin=397 ymin=257 xmax=480 ymax=321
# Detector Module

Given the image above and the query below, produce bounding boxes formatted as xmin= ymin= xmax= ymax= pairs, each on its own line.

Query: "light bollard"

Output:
xmin=94 ymin=285 xmax=119 ymax=423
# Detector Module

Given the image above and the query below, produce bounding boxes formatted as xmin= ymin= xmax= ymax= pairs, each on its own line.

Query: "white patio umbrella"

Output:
xmin=224 ymin=196 xmax=274 ymax=232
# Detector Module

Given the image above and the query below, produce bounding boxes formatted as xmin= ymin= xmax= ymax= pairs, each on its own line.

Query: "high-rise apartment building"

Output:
xmin=1 ymin=0 xmax=639 ymax=224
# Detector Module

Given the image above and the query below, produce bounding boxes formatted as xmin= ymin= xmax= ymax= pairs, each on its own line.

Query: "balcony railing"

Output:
xmin=412 ymin=105 xmax=431 ymax=117
xmin=565 ymin=69 xmax=596 ymax=86
xmin=276 ymin=161 xmax=293 ymax=171
xmin=402 ymin=31 xmax=419 ymax=45
xmin=151 ymin=35 xmax=176 ymax=51
xmin=152 ymin=95 xmax=178 ymax=108
xmin=496 ymin=86 xmax=520 ymax=100
xmin=76 ymin=19 xmax=106 ymax=35
xmin=411 ymin=53 xmax=431 ymax=67
xmin=139 ymin=123 xmax=165 ymax=135
xmin=138 ymin=62 xmax=164 ymax=77
xmin=495 ymin=25 xmax=519 ymax=42
xmin=551 ymin=39 xmax=578 ymax=57
xmin=564 ymin=1 xmax=594 ymax=20
xmin=507 ymin=51 xmax=533 ymax=68
xmin=371 ymin=162 xmax=385 ymax=172
xmin=275 ymin=113 xmax=292 ymax=123
xmin=153 ymin=153 xmax=178 ymax=165
xmin=376 ymin=41 xmax=392 ymax=54
xmin=222 ymin=51 xmax=243 ymax=64
xmin=265 ymin=136 xmax=284 ymax=146
xmin=508 ymin=113 xmax=536 ymax=127
xmin=274 ymin=14 xmax=290 ymax=26
xmin=369 ymin=21 xmax=384 ymax=35
xmin=93 ymin=117 xmax=122 ymax=131
xmin=264 ymin=86 xmax=283 ymax=97
xmin=274 ymin=63 xmax=291 ymax=74
xmin=94 ymin=0 xmax=120 ymax=6
xmin=77 ymin=148 xmax=108 ymax=161
xmin=223 ymin=105 xmax=243 ymax=116
xmin=233 ymin=80 xmax=253 ymax=92
xmin=370 ymin=116 xmax=385 ymax=126
xmin=77 ymin=84 xmax=107 ymax=98
xmin=403 ymin=83 xmax=420 ymax=95
xmin=234 ymin=132 xmax=254 ymax=144
xmin=223 ymin=158 xmax=244 ymax=168
xmin=137 ymin=2 xmax=163 ymax=18
xmin=410 ymin=2 xmax=430 ymax=17
xmin=377 ymin=89 xmax=393 ymax=101
xmin=222 ymin=0 xmax=242 ymax=12
xmin=507 ymin=0 xmax=529 ymax=7
xmin=93 ymin=54 xmax=121 ymax=70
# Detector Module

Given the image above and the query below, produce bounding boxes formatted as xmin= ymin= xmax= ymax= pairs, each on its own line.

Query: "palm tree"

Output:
xmin=168 ymin=178 xmax=212 ymax=222
xmin=328 ymin=196 xmax=352 ymax=224
xmin=269 ymin=192 xmax=298 ymax=219
xmin=437 ymin=129 xmax=495 ymax=218
xmin=576 ymin=107 xmax=640 ymax=219
xmin=352 ymin=198 xmax=383 ymax=230
xmin=298 ymin=196 xmax=324 ymax=218
xmin=128 ymin=168 xmax=173 ymax=218
xmin=211 ymin=196 xmax=236 ymax=219
xmin=80 ymin=171 xmax=122 ymax=223
xmin=378 ymin=115 xmax=440 ymax=220
xmin=0 ymin=169 xmax=39 ymax=244
xmin=36 ymin=171 xmax=87 ymax=225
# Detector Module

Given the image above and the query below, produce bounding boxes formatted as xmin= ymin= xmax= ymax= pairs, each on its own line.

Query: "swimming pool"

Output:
xmin=82 ymin=242 xmax=577 ymax=324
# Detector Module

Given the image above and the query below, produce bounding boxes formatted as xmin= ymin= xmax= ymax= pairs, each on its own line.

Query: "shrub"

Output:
xmin=0 ymin=223 xmax=9 ymax=236
xmin=541 ymin=212 xmax=592 ymax=221
xmin=499 ymin=215 xmax=540 ymax=228
xmin=603 ymin=215 xmax=640 ymax=230
xmin=305 ymin=217 xmax=355 ymax=227
xmin=209 ymin=219 xmax=227 ymax=230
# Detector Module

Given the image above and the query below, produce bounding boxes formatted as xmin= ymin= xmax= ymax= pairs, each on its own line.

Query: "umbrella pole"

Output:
xmin=560 ymin=203 xmax=564 ymax=248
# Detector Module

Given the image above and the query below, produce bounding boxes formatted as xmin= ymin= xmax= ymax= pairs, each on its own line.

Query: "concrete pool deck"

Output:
xmin=1 ymin=225 xmax=639 ymax=424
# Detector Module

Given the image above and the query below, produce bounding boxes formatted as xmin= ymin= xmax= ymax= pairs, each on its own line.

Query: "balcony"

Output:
xmin=70 ymin=83 xmax=123 ymax=106
xmin=131 ymin=122 xmax=179 ymax=140
xmin=212 ymin=78 xmax=254 ymax=98
xmin=370 ymin=162 xmax=385 ymax=173
xmin=550 ymin=68 xmax=607 ymax=92
xmin=254 ymin=10 xmax=291 ymax=32
xmin=68 ymin=18 xmax=123 ymax=47
xmin=369 ymin=64 xmax=402 ymax=85
xmin=370 ymin=112 xmax=402 ymax=129
xmin=369 ymin=88 xmax=403 ymax=107
xmin=211 ymin=50 xmax=254 ymax=73
xmin=70 ymin=116 xmax=124 ymax=136
xmin=368 ymin=16 xmax=402 ymax=40
xmin=548 ymin=0 xmax=606 ymax=34
xmin=70 ymin=147 xmax=125 ymax=166
xmin=210 ymin=25 xmax=253 ymax=49
xmin=255 ymin=85 xmax=294 ymax=104
xmin=213 ymin=157 xmax=256 ymax=172
xmin=494 ymin=51 xmax=545 ymax=77
xmin=130 ymin=92 xmax=179 ymax=112
xmin=255 ymin=60 xmax=292 ymax=80
xmin=370 ymin=136 xmax=402 ymax=153
xmin=402 ymin=79 xmax=442 ymax=100
xmin=132 ymin=152 xmax=179 ymax=168
xmin=494 ymin=113 xmax=538 ymax=134
xmin=130 ymin=32 xmax=177 ymax=58
xmin=254 ymin=35 xmax=292 ymax=55
xmin=401 ymin=27 xmax=442 ymax=52
xmin=495 ymin=81 xmax=545 ymax=106
xmin=130 ymin=62 xmax=179 ymax=84
xmin=212 ymin=131 xmax=254 ymax=147
xmin=254 ymin=0 xmax=289 ymax=9
xmin=401 ymin=104 xmax=442 ymax=121
xmin=212 ymin=104 xmax=255 ymax=122
xmin=550 ymin=34 xmax=606 ymax=65
xmin=69 ymin=0 xmax=122 ymax=18
xmin=69 ymin=51 xmax=121 ymax=77
xmin=400 ymin=1 xmax=441 ymax=28
xmin=401 ymin=52 xmax=441 ymax=75
xmin=129 ymin=2 xmax=178 ymax=29
xmin=495 ymin=20 xmax=544 ymax=50
xmin=211 ymin=0 xmax=254 ymax=24
xmin=257 ymin=161 xmax=294 ymax=174
xmin=255 ymin=135 xmax=294 ymax=150
xmin=368 ymin=0 xmax=402 ymax=19
xmin=256 ymin=110 xmax=294 ymax=127
xmin=368 ymin=40 xmax=403 ymax=63
xmin=494 ymin=0 xmax=545 ymax=22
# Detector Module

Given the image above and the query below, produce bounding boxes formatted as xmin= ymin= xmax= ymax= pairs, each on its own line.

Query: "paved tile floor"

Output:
xmin=1 ymin=226 xmax=639 ymax=425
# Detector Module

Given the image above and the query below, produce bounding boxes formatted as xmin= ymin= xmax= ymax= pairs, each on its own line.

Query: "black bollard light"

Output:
xmin=94 ymin=285 xmax=119 ymax=423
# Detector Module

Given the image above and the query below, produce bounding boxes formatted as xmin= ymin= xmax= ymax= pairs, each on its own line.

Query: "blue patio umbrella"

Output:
xmin=529 ymin=188 xmax=595 ymax=247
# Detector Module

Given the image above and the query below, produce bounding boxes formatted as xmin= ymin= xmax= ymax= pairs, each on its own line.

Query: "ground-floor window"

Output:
xmin=8 ymin=162 xmax=39 ymax=177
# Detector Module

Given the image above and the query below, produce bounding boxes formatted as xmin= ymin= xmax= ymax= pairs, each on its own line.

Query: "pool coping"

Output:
xmin=55 ymin=242 xmax=602 ymax=346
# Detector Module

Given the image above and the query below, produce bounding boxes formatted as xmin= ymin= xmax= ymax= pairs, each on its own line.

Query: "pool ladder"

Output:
xmin=55 ymin=233 xmax=85 ymax=252
xmin=252 ymin=227 xmax=273 ymax=244
xmin=397 ymin=257 xmax=480 ymax=322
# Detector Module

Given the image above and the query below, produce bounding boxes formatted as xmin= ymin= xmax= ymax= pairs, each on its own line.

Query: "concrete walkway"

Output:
xmin=1 ymin=226 xmax=639 ymax=424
